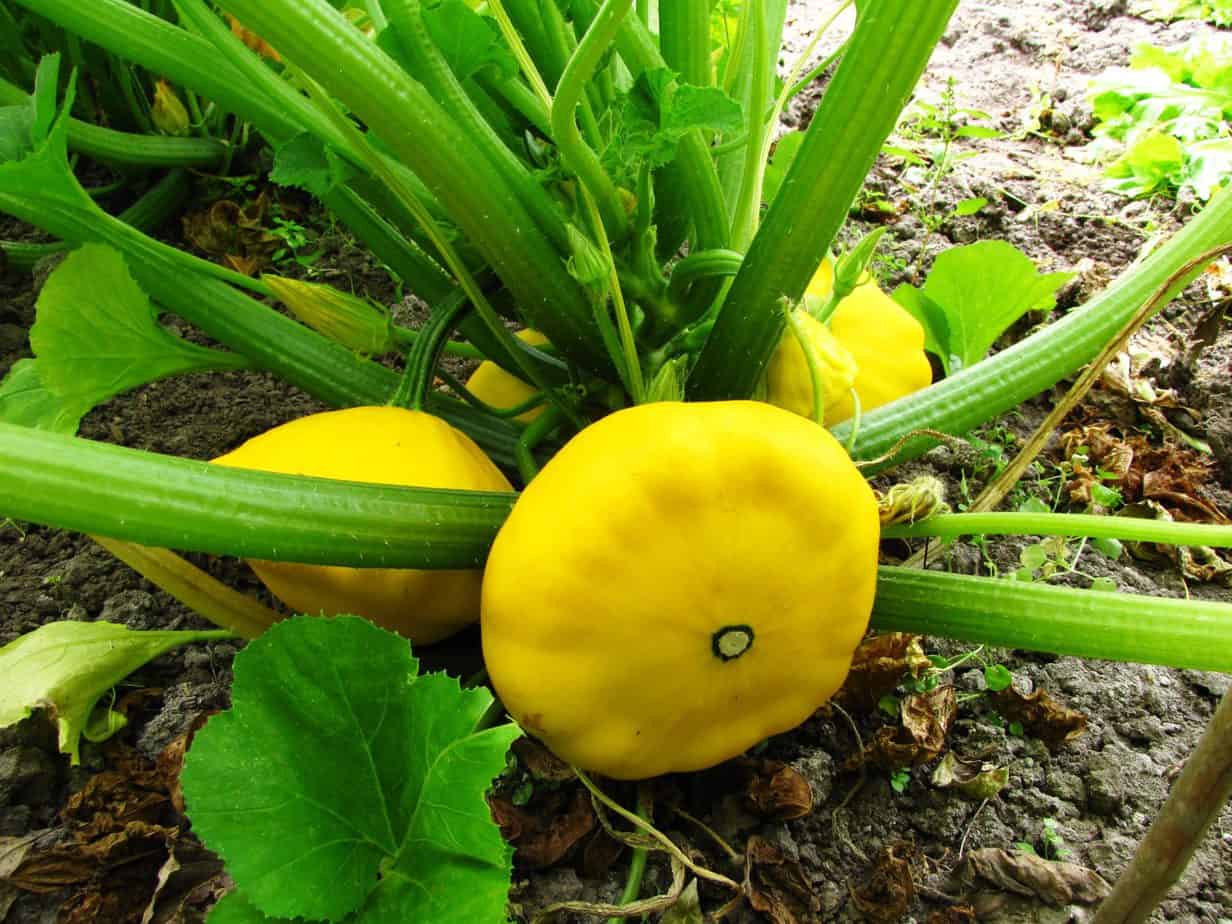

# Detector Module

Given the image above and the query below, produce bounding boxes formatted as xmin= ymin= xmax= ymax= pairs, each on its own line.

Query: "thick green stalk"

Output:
xmin=611 ymin=10 xmax=729 ymax=251
xmin=728 ymin=0 xmax=771 ymax=251
xmin=382 ymin=0 xmax=571 ymax=252
xmin=0 ymin=423 xmax=514 ymax=569
xmin=651 ymin=0 xmax=712 ymax=257
xmin=871 ymin=567 xmax=1232 ymax=673
xmin=840 ymin=184 xmax=1232 ymax=469
xmin=688 ymin=0 xmax=959 ymax=400
xmin=214 ymin=0 xmax=610 ymax=374
xmin=12 ymin=0 xmax=301 ymax=139
xmin=881 ymin=513 xmax=1232 ymax=547
xmin=550 ymin=0 xmax=632 ymax=236
xmin=715 ymin=0 xmax=787 ymax=214
xmin=658 ymin=0 xmax=709 ymax=86
xmin=0 ymin=188 xmax=525 ymax=466
xmin=0 ymin=76 xmax=226 ymax=167
xmin=2 ymin=167 xmax=189 ymax=271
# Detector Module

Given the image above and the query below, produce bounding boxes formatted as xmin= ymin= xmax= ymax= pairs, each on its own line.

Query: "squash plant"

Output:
xmin=1 ymin=0 xmax=1232 ymax=919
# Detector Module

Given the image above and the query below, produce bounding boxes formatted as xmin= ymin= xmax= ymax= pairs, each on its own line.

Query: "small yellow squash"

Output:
xmin=213 ymin=406 xmax=512 ymax=644
xmin=481 ymin=401 xmax=880 ymax=779
xmin=768 ymin=259 xmax=933 ymax=425
xmin=464 ymin=329 xmax=548 ymax=423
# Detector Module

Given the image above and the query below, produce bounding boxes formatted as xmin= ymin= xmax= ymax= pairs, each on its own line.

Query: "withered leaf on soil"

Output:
xmin=1061 ymin=425 xmax=1228 ymax=526
xmin=489 ymin=786 xmax=596 ymax=869
xmin=0 ymin=734 xmax=213 ymax=924
xmin=740 ymin=759 xmax=814 ymax=821
xmin=181 ymin=191 xmax=284 ymax=276
xmin=511 ymin=737 xmax=576 ymax=783
xmin=990 ymin=686 xmax=1087 ymax=751
xmin=926 ymin=906 xmax=977 ymax=923
xmin=849 ymin=842 xmax=917 ymax=924
xmin=847 ymin=685 xmax=957 ymax=771
xmin=931 ymin=752 xmax=1010 ymax=800
xmin=139 ymin=839 xmax=227 ymax=924
xmin=833 ymin=634 xmax=931 ymax=714
xmin=1120 ymin=500 xmax=1232 ymax=586
xmin=744 ymin=836 xmax=819 ymax=924
xmin=952 ymin=848 xmax=1111 ymax=906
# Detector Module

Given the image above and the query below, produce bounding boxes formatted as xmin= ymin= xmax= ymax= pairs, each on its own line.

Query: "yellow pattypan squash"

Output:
xmin=764 ymin=310 xmax=859 ymax=421
xmin=481 ymin=400 xmax=880 ymax=779
xmin=464 ymin=329 xmax=548 ymax=423
xmin=767 ymin=258 xmax=933 ymax=425
xmin=213 ymin=406 xmax=512 ymax=644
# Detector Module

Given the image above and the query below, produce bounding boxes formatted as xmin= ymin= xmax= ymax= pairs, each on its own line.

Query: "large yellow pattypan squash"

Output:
xmin=767 ymin=258 xmax=932 ymax=425
xmin=464 ymin=329 xmax=548 ymax=423
xmin=481 ymin=401 xmax=880 ymax=779
xmin=213 ymin=406 xmax=512 ymax=644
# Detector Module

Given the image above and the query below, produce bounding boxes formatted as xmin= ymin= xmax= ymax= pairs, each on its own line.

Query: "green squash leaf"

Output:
xmin=24 ymin=244 xmax=249 ymax=427
xmin=0 ymin=358 xmax=92 ymax=433
xmin=182 ymin=616 xmax=519 ymax=924
xmin=421 ymin=0 xmax=518 ymax=82
xmin=0 ymin=621 xmax=231 ymax=764
xmin=270 ymin=132 xmax=357 ymax=198
xmin=893 ymin=240 xmax=1072 ymax=374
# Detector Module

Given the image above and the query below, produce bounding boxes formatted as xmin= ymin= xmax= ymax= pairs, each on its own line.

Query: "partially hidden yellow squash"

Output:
xmin=481 ymin=401 xmax=880 ymax=779
xmin=464 ymin=329 xmax=549 ymax=423
xmin=767 ymin=258 xmax=933 ymax=425
xmin=213 ymin=406 xmax=512 ymax=644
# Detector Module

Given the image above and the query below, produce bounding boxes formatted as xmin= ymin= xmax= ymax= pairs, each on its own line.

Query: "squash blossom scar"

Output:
xmin=712 ymin=624 xmax=755 ymax=661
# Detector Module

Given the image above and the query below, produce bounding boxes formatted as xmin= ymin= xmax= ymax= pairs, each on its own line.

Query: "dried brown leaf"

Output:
xmin=742 ymin=760 xmax=813 ymax=821
xmin=490 ymin=786 xmax=595 ymax=869
xmin=850 ymin=842 xmax=916 ymax=923
xmin=512 ymin=737 xmax=576 ymax=783
xmin=926 ymin=906 xmax=977 ymax=923
xmin=990 ymin=686 xmax=1086 ymax=750
xmin=846 ymin=685 xmax=957 ymax=771
xmin=931 ymin=753 xmax=1009 ymax=800
xmin=954 ymin=848 xmax=1111 ymax=905
xmin=834 ymin=634 xmax=931 ymax=714
xmin=744 ymin=836 xmax=819 ymax=924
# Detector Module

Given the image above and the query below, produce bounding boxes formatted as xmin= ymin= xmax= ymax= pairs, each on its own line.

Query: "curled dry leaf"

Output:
xmin=951 ymin=848 xmax=1111 ymax=906
xmin=740 ymin=759 xmax=814 ymax=821
xmin=833 ymin=633 xmax=931 ymax=714
xmin=1061 ymin=425 xmax=1227 ymax=524
xmin=1121 ymin=500 xmax=1232 ymax=586
xmin=489 ymin=786 xmax=595 ymax=869
xmin=181 ymin=191 xmax=283 ymax=276
xmin=849 ymin=841 xmax=917 ymax=924
xmin=931 ymin=752 xmax=1010 ymax=800
xmin=990 ymin=686 xmax=1087 ymax=751
xmin=744 ymin=836 xmax=820 ymax=924
xmin=847 ymin=684 xmax=957 ymax=771
xmin=512 ymin=737 xmax=576 ymax=783
xmin=926 ymin=906 xmax=977 ymax=923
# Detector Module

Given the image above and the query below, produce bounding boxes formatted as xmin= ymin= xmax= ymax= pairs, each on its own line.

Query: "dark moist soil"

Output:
xmin=2 ymin=1 xmax=1232 ymax=922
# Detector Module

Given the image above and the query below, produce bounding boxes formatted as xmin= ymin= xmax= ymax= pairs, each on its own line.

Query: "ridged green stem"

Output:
xmin=12 ymin=0 xmax=301 ymax=138
xmin=382 ymin=0 xmax=571 ymax=252
xmin=882 ymin=513 xmax=1232 ymax=547
xmin=214 ymin=0 xmax=610 ymax=374
xmin=688 ymin=0 xmax=959 ymax=400
xmin=550 ymin=0 xmax=632 ymax=236
xmin=0 ymin=423 xmax=514 ymax=569
xmin=870 ymin=567 xmax=1232 ymax=673
xmin=840 ymin=184 xmax=1232 ymax=470
xmin=1 ymin=167 xmax=189 ymax=271
xmin=0 ymin=75 xmax=226 ymax=167
xmin=612 ymin=10 xmax=728 ymax=251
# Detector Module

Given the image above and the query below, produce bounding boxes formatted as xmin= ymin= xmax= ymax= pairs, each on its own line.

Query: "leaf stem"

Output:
xmin=551 ymin=0 xmax=632 ymax=236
